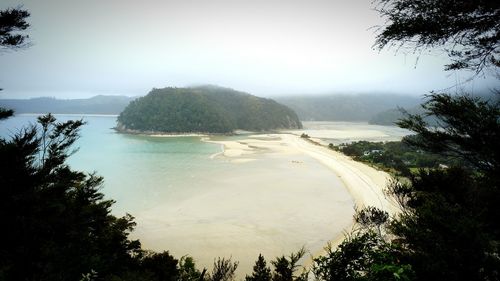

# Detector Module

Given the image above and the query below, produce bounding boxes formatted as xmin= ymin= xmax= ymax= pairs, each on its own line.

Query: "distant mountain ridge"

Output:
xmin=368 ymin=92 xmax=499 ymax=125
xmin=0 ymin=95 xmax=134 ymax=115
xmin=275 ymin=94 xmax=422 ymax=122
xmin=117 ymin=86 xmax=302 ymax=134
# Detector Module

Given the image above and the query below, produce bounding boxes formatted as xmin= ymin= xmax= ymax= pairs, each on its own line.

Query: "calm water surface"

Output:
xmin=2 ymin=114 xmax=407 ymax=273
xmin=0 ymin=114 xmax=225 ymax=215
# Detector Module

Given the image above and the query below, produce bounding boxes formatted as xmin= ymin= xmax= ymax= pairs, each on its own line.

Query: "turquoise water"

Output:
xmin=0 ymin=114 xmax=224 ymax=214
xmin=1 ymin=114 xmax=358 ymax=273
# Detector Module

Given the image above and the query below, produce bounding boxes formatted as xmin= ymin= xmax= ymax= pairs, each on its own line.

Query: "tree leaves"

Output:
xmin=374 ymin=0 xmax=500 ymax=74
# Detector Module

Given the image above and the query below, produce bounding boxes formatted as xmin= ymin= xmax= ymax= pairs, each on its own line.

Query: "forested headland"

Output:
xmin=117 ymin=86 xmax=303 ymax=134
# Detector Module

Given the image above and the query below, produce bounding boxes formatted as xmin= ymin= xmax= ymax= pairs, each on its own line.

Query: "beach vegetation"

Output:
xmin=354 ymin=206 xmax=389 ymax=236
xmin=335 ymin=138 xmax=459 ymax=176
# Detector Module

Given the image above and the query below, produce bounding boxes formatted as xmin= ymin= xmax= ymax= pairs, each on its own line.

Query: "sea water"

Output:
xmin=1 ymin=114 xmax=406 ymax=273
xmin=0 ymin=114 xmax=224 ymax=215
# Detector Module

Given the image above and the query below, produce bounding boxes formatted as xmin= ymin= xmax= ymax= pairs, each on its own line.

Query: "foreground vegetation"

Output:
xmin=2 ymin=0 xmax=499 ymax=280
xmin=2 ymin=92 xmax=498 ymax=281
xmin=320 ymin=92 xmax=500 ymax=281
xmin=117 ymin=86 xmax=302 ymax=134
xmin=0 ymin=113 xmax=310 ymax=281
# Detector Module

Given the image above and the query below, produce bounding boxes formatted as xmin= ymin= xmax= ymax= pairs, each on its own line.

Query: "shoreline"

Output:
xmin=206 ymin=133 xmax=399 ymax=213
xmin=112 ymin=125 xmax=244 ymax=138
xmin=204 ymin=133 xmax=400 ymax=268
xmin=132 ymin=133 xmax=353 ymax=276
xmin=113 ymin=127 xmax=212 ymax=137
xmin=104 ymin=122 xmax=404 ymax=275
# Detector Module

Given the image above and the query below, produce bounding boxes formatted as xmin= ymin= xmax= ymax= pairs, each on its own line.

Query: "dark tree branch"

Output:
xmin=374 ymin=0 xmax=500 ymax=74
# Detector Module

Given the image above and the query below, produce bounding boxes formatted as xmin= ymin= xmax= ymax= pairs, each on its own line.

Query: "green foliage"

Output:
xmin=178 ymin=256 xmax=203 ymax=281
xmin=337 ymin=139 xmax=456 ymax=176
xmin=246 ymin=254 xmax=272 ymax=281
xmin=384 ymin=93 xmax=500 ymax=281
xmin=0 ymin=7 xmax=31 ymax=119
xmin=0 ymin=107 xmax=13 ymax=120
xmin=118 ymin=86 xmax=302 ymax=134
xmin=312 ymin=232 xmax=415 ymax=281
xmin=138 ymin=251 xmax=179 ymax=281
xmin=374 ymin=0 xmax=500 ymax=72
xmin=354 ymin=207 xmax=389 ymax=235
xmin=387 ymin=167 xmax=500 ymax=281
xmin=325 ymin=93 xmax=500 ymax=281
xmin=0 ymin=7 xmax=30 ymax=50
xmin=207 ymin=257 xmax=239 ymax=281
xmin=0 ymin=114 xmax=175 ymax=281
xmin=271 ymin=248 xmax=308 ymax=281
xmin=398 ymin=93 xmax=500 ymax=176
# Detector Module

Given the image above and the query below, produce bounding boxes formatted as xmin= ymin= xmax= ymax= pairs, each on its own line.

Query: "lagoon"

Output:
xmin=1 ymin=114 xmax=405 ymax=274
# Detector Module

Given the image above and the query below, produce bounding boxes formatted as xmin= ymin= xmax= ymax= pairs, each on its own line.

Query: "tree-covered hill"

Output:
xmin=117 ymin=86 xmax=303 ymax=134
xmin=274 ymin=94 xmax=422 ymax=122
xmin=369 ymin=106 xmax=424 ymax=125
xmin=369 ymin=92 xmax=498 ymax=125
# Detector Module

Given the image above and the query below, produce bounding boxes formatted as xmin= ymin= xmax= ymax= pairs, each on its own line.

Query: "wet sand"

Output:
xmin=130 ymin=129 xmax=399 ymax=276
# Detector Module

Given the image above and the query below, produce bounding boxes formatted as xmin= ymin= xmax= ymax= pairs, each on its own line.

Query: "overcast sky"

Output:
xmin=0 ymin=0 xmax=498 ymax=99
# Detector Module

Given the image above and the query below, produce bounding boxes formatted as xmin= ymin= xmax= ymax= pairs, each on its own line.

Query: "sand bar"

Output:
xmin=131 ymin=128 xmax=399 ymax=276
xmin=131 ymin=134 xmax=354 ymax=276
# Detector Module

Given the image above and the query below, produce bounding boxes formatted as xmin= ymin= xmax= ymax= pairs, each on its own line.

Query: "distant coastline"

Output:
xmin=113 ymin=122 xmax=289 ymax=137
xmin=15 ymin=113 xmax=119 ymax=117
xmin=113 ymin=125 xmax=231 ymax=137
xmin=114 ymin=127 xmax=209 ymax=137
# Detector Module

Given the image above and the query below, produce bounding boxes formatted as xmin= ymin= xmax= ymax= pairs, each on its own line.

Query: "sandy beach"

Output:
xmin=285 ymin=121 xmax=411 ymax=145
xmin=129 ymin=126 xmax=400 ymax=276
xmin=207 ymin=133 xmax=399 ymax=214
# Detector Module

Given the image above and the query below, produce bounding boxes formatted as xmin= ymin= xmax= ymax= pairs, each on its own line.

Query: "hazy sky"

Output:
xmin=0 ymin=0 xmax=498 ymax=98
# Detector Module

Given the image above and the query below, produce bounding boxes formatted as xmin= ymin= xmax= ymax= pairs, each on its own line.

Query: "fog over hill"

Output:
xmin=1 ymin=91 xmax=431 ymax=123
xmin=274 ymin=94 xmax=422 ymax=121
xmin=7 ymin=89 xmax=494 ymax=126
xmin=0 ymin=91 xmax=422 ymax=121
